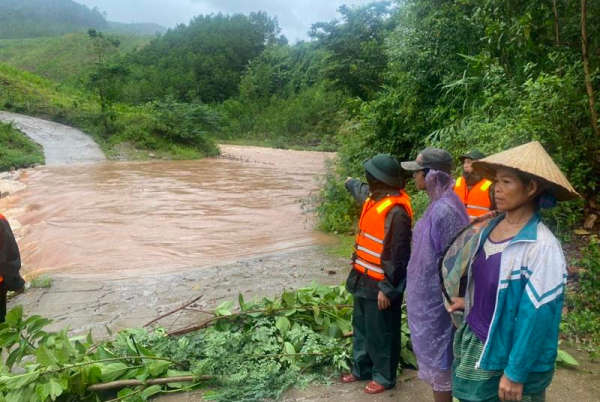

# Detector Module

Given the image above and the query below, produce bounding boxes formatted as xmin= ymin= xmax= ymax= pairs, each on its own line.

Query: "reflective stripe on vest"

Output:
xmin=352 ymin=192 xmax=413 ymax=282
xmin=454 ymin=177 xmax=492 ymax=219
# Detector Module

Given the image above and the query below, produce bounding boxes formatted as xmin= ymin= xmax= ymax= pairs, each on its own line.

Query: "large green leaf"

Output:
xmin=5 ymin=306 xmax=23 ymax=327
xmin=100 ymin=362 xmax=130 ymax=382
xmin=275 ymin=317 xmax=291 ymax=337
xmin=215 ymin=301 xmax=234 ymax=316
xmin=42 ymin=378 xmax=65 ymax=401
xmin=0 ymin=371 xmax=40 ymax=390
xmin=36 ymin=345 xmax=59 ymax=367
xmin=24 ymin=315 xmax=52 ymax=335
xmin=87 ymin=365 xmax=103 ymax=384
xmin=140 ymin=384 xmax=162 ymax=400
xmin=284 ymin=342 xmax=295 ymax=355
xmin=5 ymin=383 xmax=35 ymax=401
xmin=556 ymin=349 xmax=579 ymax=367
xmin=282 ymin=291 xmax=296 ymax=307
xmin=147 ymin=360 xmax=172 ymax=377
xmin=0 ymin=331 xmax=19 ymax=349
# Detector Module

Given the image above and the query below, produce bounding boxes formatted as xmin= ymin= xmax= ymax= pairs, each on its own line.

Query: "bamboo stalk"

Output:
xmin=87 ymin=375 xmax=212 ymax=392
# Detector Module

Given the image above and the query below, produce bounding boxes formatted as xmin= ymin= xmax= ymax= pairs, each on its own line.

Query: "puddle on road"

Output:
xmin=12 ymin=146 xmax=338 ymax=279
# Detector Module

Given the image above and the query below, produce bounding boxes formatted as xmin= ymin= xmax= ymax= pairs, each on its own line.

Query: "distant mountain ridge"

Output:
xmin=0 ymin=0 xmax=166 ymax=39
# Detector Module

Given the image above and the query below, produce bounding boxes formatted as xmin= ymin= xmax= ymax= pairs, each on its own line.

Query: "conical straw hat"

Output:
xmin=472 ymin=141 xmax=580 ymax=201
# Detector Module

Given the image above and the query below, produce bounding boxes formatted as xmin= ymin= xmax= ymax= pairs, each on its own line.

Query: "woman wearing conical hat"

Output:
xmin=446 ymin=141 xmax=580 ymax=402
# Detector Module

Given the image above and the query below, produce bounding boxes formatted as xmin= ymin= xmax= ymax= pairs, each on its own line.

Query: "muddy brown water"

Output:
xmin=12 ymin=145 xmax=337 ymax=279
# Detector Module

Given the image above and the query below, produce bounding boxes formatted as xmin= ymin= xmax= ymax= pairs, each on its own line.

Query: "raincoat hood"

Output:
xmin=425 ymin=169 xmax=455 ymax=201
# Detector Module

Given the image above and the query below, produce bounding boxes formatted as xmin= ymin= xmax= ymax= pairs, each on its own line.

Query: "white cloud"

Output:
xmin=75 ymin=0 xmax=376 ymax=41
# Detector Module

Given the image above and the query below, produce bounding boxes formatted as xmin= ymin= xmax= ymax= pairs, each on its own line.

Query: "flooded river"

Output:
xmin=11 ymin=145 xmax=337 ymax=279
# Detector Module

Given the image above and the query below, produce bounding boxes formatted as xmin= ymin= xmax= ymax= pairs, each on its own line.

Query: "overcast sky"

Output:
xmin=75 ymin=0 xmax=376 ymax=42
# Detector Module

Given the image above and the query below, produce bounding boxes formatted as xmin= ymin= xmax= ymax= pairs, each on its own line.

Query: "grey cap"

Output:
xmin=401 ymin=148 xmax=453 ymax=173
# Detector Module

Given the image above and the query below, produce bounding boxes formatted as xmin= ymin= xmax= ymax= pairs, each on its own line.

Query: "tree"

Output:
xmin=87 ymin=30 xmax=128 ymax=134
xmin=309 ymin=1 xmax=398 ymax=100
xmin=122 ymin=12 xmax=281 ymax=104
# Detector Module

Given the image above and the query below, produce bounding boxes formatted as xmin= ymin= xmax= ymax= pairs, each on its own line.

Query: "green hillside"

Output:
xmin=0 ymin=63 xmax=219 ymax=160
xmin=0 ymin=0 xmax=107 ymax=39
xmin=0 ymin=33 xmax=150 ymax=86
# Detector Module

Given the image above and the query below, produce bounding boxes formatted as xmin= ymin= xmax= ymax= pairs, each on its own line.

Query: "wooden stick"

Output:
xmin=183 ymin=307 xmax=216 ymax=315
xmin=87 ymin=375 xmax=213 ymax=392
xmin=144 ymin=295 xmax=203 ymax=327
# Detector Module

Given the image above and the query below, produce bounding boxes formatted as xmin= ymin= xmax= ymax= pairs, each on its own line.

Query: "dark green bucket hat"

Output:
xmin=459 ymin=150 xmax=486 ymax=162
xmin=363 ymin=154 xmax=403 ymax=189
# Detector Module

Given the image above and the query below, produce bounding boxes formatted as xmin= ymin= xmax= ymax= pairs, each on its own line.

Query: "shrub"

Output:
xmin=0 ymin=122 xmax=44 ymax=170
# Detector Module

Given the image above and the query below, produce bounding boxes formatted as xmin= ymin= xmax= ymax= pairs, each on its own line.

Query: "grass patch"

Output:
xmin=323 ymin=234 xmax=355 ymax=258
xmin=29 ymin=275 xmax=52 ymax=289
xmin=0 ymin=121 xmax=44 ymax=170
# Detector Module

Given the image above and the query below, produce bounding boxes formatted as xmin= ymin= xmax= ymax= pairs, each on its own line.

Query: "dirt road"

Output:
xmin=0 ymin=111 xmax=105 ymax=165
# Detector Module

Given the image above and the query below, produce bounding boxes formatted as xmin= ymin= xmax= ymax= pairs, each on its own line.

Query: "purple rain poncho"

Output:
xmin=406 ymin=170 xmax=469 ymax=392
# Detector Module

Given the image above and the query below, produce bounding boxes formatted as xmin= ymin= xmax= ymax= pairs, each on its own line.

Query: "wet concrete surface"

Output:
xmin=10 ymin=247 xmax=349 ymax=337
xmin=0 ymin=111 xmax=105 ymax=165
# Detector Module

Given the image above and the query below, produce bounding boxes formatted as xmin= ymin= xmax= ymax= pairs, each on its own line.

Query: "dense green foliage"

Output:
xmin=562 ymin=239 xmax=600 ymax=359
xmin=217 ymin=43 xmax=345 ymax=148
xmin=122 ymin=12 xmax=282 ymax=104
xmin=313 ymin=0 xmax=600 ymax=233
xmin=0 ymin=122 xmax=44 ymax=171
xmin=0 ymin=284 xmax=415 ymax=401
xmin=309 ymin=1 xmax=398 ymax=101
xmin=0 ymin=0 xmax=107 ymax=39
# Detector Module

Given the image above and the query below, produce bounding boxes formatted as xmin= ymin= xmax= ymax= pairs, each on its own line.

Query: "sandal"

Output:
xmin=364 ymin=381 xmax=386 ymax=394
xmin=341 ymin=373 xmax=359 ymax=383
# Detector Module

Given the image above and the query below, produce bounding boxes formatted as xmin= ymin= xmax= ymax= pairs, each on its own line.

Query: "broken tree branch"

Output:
xmin=87 ymin=375 xmax=213 ymax=392
xmin=167 ymin=304 xmax=354 ymax=336
xmin=144 ymin=295 xmax=203 ymax=328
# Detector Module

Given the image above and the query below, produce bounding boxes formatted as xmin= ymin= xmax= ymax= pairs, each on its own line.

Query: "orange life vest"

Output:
xmin=352 ymin=192 xmax=413 ymax=281
xmin=454 ymin=177 xmax=493 ymax=219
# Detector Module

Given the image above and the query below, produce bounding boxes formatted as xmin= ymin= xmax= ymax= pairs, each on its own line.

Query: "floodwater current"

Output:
xmin=10 ymin=145 xmax=337 ymax=279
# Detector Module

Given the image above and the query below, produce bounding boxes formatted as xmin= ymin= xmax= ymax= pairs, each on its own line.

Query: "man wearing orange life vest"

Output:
xmin=454 ymin=150 xmax=495 ymax=220
xmin=340 ymin=154 xmax=412 ymax=395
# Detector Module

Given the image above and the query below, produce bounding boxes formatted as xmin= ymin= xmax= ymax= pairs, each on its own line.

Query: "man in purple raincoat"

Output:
xmin=401 ymin=149 xmax=469 ymax=402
